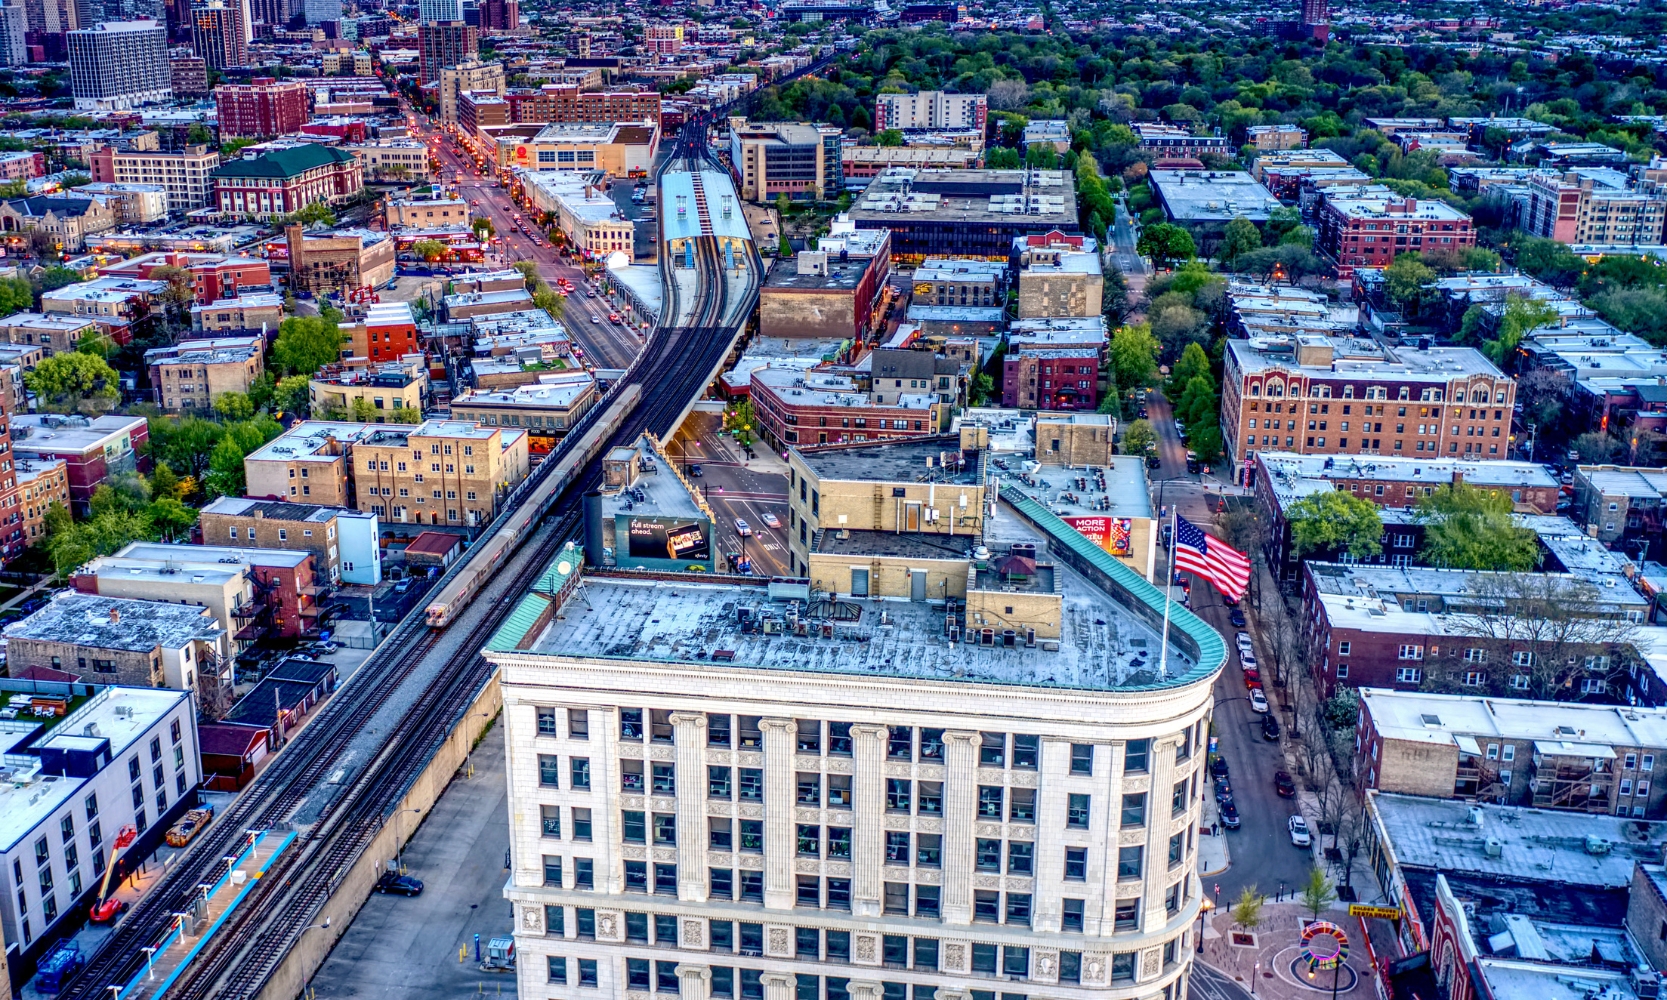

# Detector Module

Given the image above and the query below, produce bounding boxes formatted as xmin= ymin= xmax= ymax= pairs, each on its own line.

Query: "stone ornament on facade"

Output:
xmin=596 ymin=910 xmax=621 ymax=941
xmin=520 ymin=905 xmax=541 ymax=932
xmin=941 ymin=941 xmax=969 ymax=973
xmin=681 ymin=918 xmax=703 ymax=947
xmin=1081 ymin=953 xmax=1110 ymax=985
xmin=1033 ymin=948 xmax=1060 ymax=984
xmin=766 ymin=925 xmax=792 ymax=956
xmin=854 ymin=933 xmax=878 ymax=963
xmin=1142 ymin=946 xmax=1162 ymax=980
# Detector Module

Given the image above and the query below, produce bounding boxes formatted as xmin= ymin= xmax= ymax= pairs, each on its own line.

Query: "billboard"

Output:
xmin=626 ymin=517 xmax=711 ymax=563
xmin=1063 ymin=515 xmax=1134 ymax=556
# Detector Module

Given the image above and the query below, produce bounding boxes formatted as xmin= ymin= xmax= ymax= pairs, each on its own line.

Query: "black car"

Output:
xmin=1210 ymin=756 xmax=1229 ymax=779
xmin=1229 ymin=608 xmax=1247 ymax=627
xmin=1219 ymin=799 xmax=1241 ymax=829
xmin=1275 ymin=771 xmax=1296 ymax=798
xmin=1262 ymin=713 xmax=1282 ymax=741
xmin=374 ymin=872 xmax=424 ymax=896
xmin=1214 ymin=779 xmax=1232 ymax=803
xmin=16 ymin=597 xmax=47 ymax=614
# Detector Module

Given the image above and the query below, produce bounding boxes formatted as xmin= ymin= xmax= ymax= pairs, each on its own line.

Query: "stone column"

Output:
xmin=850 ymin=723 xmax=887 ymax=917
xmin=762 ymin=971 xmax=796 ymax=1000
xmin=760 ymin=717 xmax=797 ymax=910
xmin=1144 ymin=737 xmax=1180 ymax=931
xmin=1033 ymin=737 xmax=1073 ymax=932
xmin=847 ymin=981 xmax=885 ymax=1000
xmin=675 ymin=964 xmax=712 ymax=1000
xmin=940 ymin=730 xmax=981 ymax=926
xmin=672 ymin=711 xmax=709 ymax=902
xmin=595 ymin=706 xmax=622 ymax=893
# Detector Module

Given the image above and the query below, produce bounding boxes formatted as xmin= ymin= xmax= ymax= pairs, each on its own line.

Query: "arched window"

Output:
xmin=1342 ymin=385 xmax=1355 ymax=399
xmin=1397 ymin=386 xmax=1409 ymax=400
xmin=1249 ymin=382 xmax=1261 ymax=397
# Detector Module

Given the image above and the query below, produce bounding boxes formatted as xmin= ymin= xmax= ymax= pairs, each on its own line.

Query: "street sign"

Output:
xmin=1348 ymin=904 xmax=1402 ymax=920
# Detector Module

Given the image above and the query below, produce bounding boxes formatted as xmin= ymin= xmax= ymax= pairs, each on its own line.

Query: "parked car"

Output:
xmin=1288 ymin=814 xmax=1312 ymax=847
xmin=1219 ymin=799 xmax=1240 ymax=829
xmin=1210 ymin=756 xmax=1229 ymax=779
xmin=375 ymin=872 xmax=424 ymax=896
xmin=1262 ymin=713 xmax=1282 ymax=741
xmin=1242 ymin=664 xmax=1260 ymax=683
xmin=1214 ymin=779 xmax=1232 ymax=803
xmin=1229 ymin=608 xmax=1247 ymax=627
xmin=1249 ymin=688 xmax=1269 ymax=713
xmin=1236 ymin=632 xmax=1254 ymax=654
xmin=1275 ymin=771 xmax=1296 ymax=798
xmin=761 ymin=512 xmax=782 ymax=529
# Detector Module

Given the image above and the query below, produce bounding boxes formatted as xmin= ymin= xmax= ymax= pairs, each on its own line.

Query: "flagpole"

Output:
xmin=1158 ymin=504 xmax=1179 ymax=679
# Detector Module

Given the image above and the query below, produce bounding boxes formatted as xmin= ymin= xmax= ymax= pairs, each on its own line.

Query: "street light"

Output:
xmin=393 ymin=807 xmax=423 ymax=874
xmin=299 ymin=918 xmax=332 ymax=1000
xmin=1195 ymin=898 xmax=1214 ymax=953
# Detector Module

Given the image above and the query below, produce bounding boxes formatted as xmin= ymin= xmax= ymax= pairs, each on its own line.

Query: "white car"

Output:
xmin=761 ymin=512 xmax=782 ymax=529
xmin=1288 ymin=815 xmax=1312 ymax=848
xmin=1241 ymin=649 xmax=1258 ymax=669
xmin=1249 ymin=688 xmax=1269 ymax=713
xmin=735 ymin=519 xmax=752 ymax=537
xmin=1236 ymin=631 xmax=1254 ymax=654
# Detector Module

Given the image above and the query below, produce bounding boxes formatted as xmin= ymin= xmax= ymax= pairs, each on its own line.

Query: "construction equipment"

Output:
xmin=87 ymin=826 xmax=138 ymax=924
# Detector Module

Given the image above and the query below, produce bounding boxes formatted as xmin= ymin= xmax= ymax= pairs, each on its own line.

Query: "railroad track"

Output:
xmin=59 ymin=118 xmax=757 ymax=1000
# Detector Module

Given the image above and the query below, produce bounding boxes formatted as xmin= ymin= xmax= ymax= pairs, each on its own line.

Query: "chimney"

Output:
xmin=109 ymin=607 xmax=120 ymax=624
xmin=1452 ymin=469 xmax=1464 ymax=486
xmin=253 ymin=509 xmax=264 ymax=519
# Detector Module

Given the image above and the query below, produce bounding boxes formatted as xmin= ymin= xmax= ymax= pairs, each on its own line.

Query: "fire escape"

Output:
xmin=1530 ymin=747 xmax=1616 ymax=813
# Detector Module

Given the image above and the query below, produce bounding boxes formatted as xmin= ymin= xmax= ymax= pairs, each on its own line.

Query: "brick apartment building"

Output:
xmin=341 ymin=301 xmax=421 ymax=363
xmin=350 ymin=420 xmax=529 ymax=528
xmin=215 ymin=77 xmax=309 ymax=139
xmin=144 ymin=335 xmax=265 ymax=411
xmin=1522 ymin=171 xmax=1667 ymax=247
xmin=213 ymin=145 xmax=364 ymax=217
xmin=10 ymin=414 xmax=148 ymax=516
xmin=97 ymin=251 xmax=271 ymax=304
xmin=1317 ymin=191 xmax=1477 ymax=276
xmin=1001 ymin=348 xmax=1101 ymax=411
xmin=199 ymin=496 xmax=383 ymax=585
xmin=1223 ymin=333 xmax=1516 ymax=481
xmin=505 ymin=84 xmax=662 ymax=127
xmin=750 ymin=366 xmax=951 ymax=451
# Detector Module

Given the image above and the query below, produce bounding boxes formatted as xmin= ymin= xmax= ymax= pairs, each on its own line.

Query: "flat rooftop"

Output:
xmin=1371 ymin=790 xmax=1667 ymax=888
xmin=814 ymin=528 xmax=977 ymax=561
xmin=115 ymin=541 xmax=310 ymax=569
xmin=1001 ymin=455 xmax=1153 ymax=520
xmin=1258 ymin=451 xmax=1557 ymax=493
xmin=199 ymin=497 xmax=346 ymax=523
xmin=1150 ymin=170 xmax=1284 ymax=223
xmin=849 ymin=167 xmax=1077 ymax=228
xmin=602 ymin=438 xmax=702 ymax=521
xmin=0 ymin=687 xmax=189 ymax=851
xmin=247 ymin=421 xmax=377 ymax=463
xmin=1361 ymin=687 xmax=1667 ymax=750
xmin=3 ymin=592 xmax=223 ymax=652
xmin=453 ymin=377 xmax=595 ymax=410
xmin=763 ymin=255 xmax=873 ymax=291
xmin=1305 ymin=560 xmax=1645 ymax=612
xmin=12 ymin=414 xmax=144 ymax=454
xmin=525 ymin=501 xmax=1187 ymax=692
xmin=798 ymin=436 xmax=981 ymax=485
xmin=1581 ymin=465 xmax=1667 ymax=499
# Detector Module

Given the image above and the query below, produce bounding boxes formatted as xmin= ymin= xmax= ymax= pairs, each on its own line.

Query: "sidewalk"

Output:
xmin=1199 ymin=793 xmax=1231 ymax=876
xmin=1199 ymin=902 xmax=1373 ymax=1000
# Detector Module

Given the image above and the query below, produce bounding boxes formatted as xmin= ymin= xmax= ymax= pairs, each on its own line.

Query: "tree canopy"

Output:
xmin=25 ymin=352 xmax=120 ymax=414
xmin=1285 ymin=490 xmax=1385 ymax=560
xmin=1416 ymin=482 xmax=1543 ymax=571
xmin=272 ymin=309 xmax=345 ymax=376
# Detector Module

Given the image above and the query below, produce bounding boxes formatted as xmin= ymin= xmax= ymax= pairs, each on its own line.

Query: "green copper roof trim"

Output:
xmin=1000 ymin=485 xmax=1226 ymax=689
xmin=486 ymin=545 xmax=585 ymax=652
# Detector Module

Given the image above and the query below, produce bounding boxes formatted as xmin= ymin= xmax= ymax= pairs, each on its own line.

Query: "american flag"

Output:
xmin=1173 ymin=515 xmax=1251 ymax=601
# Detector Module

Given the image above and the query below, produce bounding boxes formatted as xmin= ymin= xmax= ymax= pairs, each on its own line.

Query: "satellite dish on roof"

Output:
xmin=557 ymin=560 xmax=571 ymax=575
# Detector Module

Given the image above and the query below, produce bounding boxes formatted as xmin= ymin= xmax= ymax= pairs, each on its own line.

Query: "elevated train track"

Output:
xmin=57 ymin=119 xmax=759 ymax=1000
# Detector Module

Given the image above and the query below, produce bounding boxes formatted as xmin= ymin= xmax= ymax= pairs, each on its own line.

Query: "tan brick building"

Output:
xmin=144 ymin=334 xmax=265 ymax=412
xmin=1015 ymin=244 xmax=1102 ymax=319
xmin=15 ymin=458 xmax=70 ymax=548
xmin=244 ymin=420 xmax=378 ymax=505
xmin=0 ymin=313 xmax=99 ymax=356
xmin=386 ymin=194 xmax=471 ymax=230
xmin=351 ymin=419 xmax=529 ymax=528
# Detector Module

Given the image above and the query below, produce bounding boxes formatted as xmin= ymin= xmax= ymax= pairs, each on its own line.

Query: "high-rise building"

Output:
xmin=22 ymin=0 xmax=77 ymax=37
xmin=478 ymin=0 xmax=513 ymax=30
xmin=728 ymin=118 xmax=843 ymax=202
xmin=437 ymin=57 xmax=502 ymax=123
xmin=0 ymin=3 xmax=27 ymax=66
xmin=417 ymin=19 xmax=474 ymax=83
xmin=88 ymin=142 xmax=220 ymax=211
xmin=300 ymin=0 xmax=335 ymax=23
xmin=246 ymin=0 xmax=283 ymax=27
xmin=214 ymin=75 xmax=308 ymax=137
xmin=417 ymin=0 xmax=458 ymax=21
xmin=168 ymin=50 xmax=209 ymax=94
xmin=873 ymin=91 xmax=987 ymax=132
xmin=1298 ymin=0 xmax=1328 ymax=39
xmin=191 ymin=0 xmax=248 ymax=68
xmin=67 ymin=19 xmax=171 ymax=111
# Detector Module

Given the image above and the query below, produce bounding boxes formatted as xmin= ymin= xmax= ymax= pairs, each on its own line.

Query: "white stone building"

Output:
xmin=487 ymin=500 xmax=1222 ymax=1000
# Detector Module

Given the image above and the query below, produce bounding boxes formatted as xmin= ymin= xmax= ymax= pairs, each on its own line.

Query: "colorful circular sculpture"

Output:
xmin=1299 ymin=920 xmax=1350 ymax=971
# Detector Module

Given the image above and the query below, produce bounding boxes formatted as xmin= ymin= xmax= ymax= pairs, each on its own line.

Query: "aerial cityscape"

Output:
xmin=2 ymin=0 xmax=1667 ymax=998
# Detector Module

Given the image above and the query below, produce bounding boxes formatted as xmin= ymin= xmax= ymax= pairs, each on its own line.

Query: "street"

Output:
xmin=672 ymin=413 xmax=793 ymax=578
xmin=1144 ymin=392 xmax=1317 ymax=907
xmin=413 ymin=114 xmax=646 ymax=370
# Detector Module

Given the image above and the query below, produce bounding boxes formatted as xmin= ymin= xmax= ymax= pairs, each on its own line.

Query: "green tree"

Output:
xmin=148 ymin=498 xmax=198 ymax=541
xmin=389 ymin=405 xmax=423 ymax=423
xmin=778 ymin=233 xmax=793 ymax=258
xmin=1383 ymin=253 xmax=1437 ymax=313
xmin=272 ymin=312 xmax=345 ymax=375
xmin=1485 ymin=295 xmax=1559 ymax=368
xmin=1301 ymin=866 xmax=1337 ymax=921
xmin=1231 ymin=887 xmax=1266 ymax=934
xmin=0 ymin=276 xmax=32 ymax=317
xmin=1167 ymin=342 xmax=1213 ymax=399
xmin=213 ymin=391 xmax=255 ymax=420
xmin=1121 ymin=418 xmax=1157 ymax=457
xmin=1285 ymin=490 xmax=1385 ymax=560
xmin=1108 ymin=323 xmax=1160 ymax=394
xmin=411 ymin=238 xmax=447 ymax=261
xmin=1511 ymin=235 xmax=1583 ymax=286
xmin=25 ymin=352 xmax=120 ymax=413
xmin=775 ymin=192 xmax=791 ymax=220
xmin=1571 ymin=431 xmax=1625 ymax=464
xmin=1218 ymin=217 xmax=1262 ymax=268
xmin=187 ymin=123 xmax=213 ymax=146
xmin=1175 ymin=375 xmax=1218 ymax=431
xmin=274 ymin=374 xmax=311 ymax=416
xmin=1136 ymin=223 xmax=1196 ymax=270
xmin=38 ymin=266 xmax=84 ymax=292
xmin=874 ymin=129 xmax=903 ymax=147
xmin=1416 ymin=482 xmax=1542 ymax=572
xmin=984 ymin=147 xmax=1022 ymax=169
xmin=290 ymin=200 xmax=337 ymax=227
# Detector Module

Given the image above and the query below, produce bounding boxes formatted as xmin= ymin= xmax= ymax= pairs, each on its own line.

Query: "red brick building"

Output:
xmin=480 ymin=0 xmax=518 ymax=30
xmin=344 ymin=302 xmax=421 ymax=363
xmin=1317 ymin=190 xmax=1476 ymax=276
xmin=418 ymin=22 xmax=478 ymax=85
xmin=10 ymin=414 xmax=150 ymax=517
xmin=506 ymin=85 xmax=662 ymax=128
xmin=0 ymin=374 xmax=21 ymax=564
xmin=212 ymin=144 xmax=364 ymax=217
xmin=1000 ymin=347 xmax=1101 ymax=411
xmin=750 ymin=366 xmax=950 ymax=451
xmin=96 ymin=251 xmax=272 ymax=305
xmin=215 ymin=77 xmax=309 ymax=139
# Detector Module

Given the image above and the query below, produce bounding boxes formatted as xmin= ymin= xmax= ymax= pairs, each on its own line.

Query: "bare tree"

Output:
xmin=1427 ymin=572 xmax=1643 ymax=700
